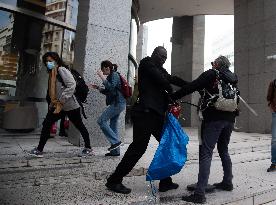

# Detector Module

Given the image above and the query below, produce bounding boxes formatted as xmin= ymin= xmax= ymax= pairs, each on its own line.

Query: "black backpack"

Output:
xmin=57 ymin=68 xmax=89 ymax=118
xmin=70 ymin=69 xmax=89 ymax=103
xmin=200 ymin=69 xmax=239 ymax=112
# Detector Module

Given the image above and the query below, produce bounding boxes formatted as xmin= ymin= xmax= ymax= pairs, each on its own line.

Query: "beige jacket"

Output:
xmin=55 ymin=67 xmax=79 ymax=111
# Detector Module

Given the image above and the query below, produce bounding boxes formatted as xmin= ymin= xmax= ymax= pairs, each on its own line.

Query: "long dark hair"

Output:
xmin=42 ymin=52 xmax=68 ymax=70
xmin=101 ymin=60 xmax=117 ymax=72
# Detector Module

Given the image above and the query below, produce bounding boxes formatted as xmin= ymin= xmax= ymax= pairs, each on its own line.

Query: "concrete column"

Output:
xmin=171 ymin=16 xmax=205 ymax=127
xmin=234 ymin=0 xmax=276 ymax=133
xmin=71 ymin=0 xmax=132 ymax=146
xmin=136 ymin=24 xmax=148 ymax=64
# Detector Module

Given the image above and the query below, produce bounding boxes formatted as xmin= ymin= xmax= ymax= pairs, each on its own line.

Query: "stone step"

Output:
xmin=0 ymin=139 xmax=271 ymax=171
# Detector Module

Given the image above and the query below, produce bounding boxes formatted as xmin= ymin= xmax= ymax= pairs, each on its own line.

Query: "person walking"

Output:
xmin=266 ymin=79 xmax=276 ymax=172
xmin=91 ymin=60 xmax=126 ymax=156
xmin=171 ymin=56 xmax=238 ymax=204
xmin=46 ymin=89 xmax=69 ymax=138
xmin=105 ymin=46 xmax=187 ymax=194
xmin=58 ymin=115 xmax=69 ymax=137
xmin=30 ymin=52 xmax=92 ymax=158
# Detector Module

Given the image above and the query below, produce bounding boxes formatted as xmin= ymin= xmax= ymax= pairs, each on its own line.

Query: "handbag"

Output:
xmin=146 ymin=112 xmax=189 ymax=181
xmin=63 ymin=117 xmax=69 ymax=129
xmin=50 ymin=122 xmax=57 ymax=136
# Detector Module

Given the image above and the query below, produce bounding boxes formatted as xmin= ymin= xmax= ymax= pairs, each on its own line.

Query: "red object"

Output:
xmin=50 ymin=123 xmax=57 ymax=135
xmin=64 ymin=118 xmax=69 ymax=129
xmin=119 ymin=74 xmax=132 ymax=98
xmin=169 ymin=103 xmax=181 ymax=118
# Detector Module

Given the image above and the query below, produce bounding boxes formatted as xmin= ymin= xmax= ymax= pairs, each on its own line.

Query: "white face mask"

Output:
xmin=46 ymin=61 xmax=56 ymax=70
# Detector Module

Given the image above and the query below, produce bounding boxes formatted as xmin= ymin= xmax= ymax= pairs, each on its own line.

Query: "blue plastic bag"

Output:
xmin=146 ymin=112 xmax=189 ymax=181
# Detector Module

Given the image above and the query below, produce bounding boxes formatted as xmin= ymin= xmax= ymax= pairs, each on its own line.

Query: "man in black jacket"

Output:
xmin=171 ymin=56 xmax=238 ymax=204
xmin=105 ymin=46 xmax=187 ymax=194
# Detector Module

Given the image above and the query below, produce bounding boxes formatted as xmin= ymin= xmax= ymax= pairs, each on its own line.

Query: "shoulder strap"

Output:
xmin=57 ymin=68 xmax=66 ymax=86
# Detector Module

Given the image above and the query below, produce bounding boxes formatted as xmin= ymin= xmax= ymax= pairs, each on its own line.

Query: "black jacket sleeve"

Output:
xmin=171 ymin=69 xmax=216 ymax=100
xmin=169 ymin=76 xmax=188 ymax=87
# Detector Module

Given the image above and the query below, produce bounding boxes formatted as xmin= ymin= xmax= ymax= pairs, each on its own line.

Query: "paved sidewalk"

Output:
xmin=0 ymin=128 xmax=276 ymax=205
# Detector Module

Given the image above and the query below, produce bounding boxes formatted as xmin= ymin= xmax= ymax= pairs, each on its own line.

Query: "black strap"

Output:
xmin=180 ymin=101 xmax=199 ymax=108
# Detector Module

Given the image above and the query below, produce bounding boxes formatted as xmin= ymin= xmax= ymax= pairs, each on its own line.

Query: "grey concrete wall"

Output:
xmin=171 ymin=16 xmax=205 ymax=127
xmin=234 ymin=0 xmax=276 ymax=133
xmin=71 ymin=0 xmax=132 ymax=146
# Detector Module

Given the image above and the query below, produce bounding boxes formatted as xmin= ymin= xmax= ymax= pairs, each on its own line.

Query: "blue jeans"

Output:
xmin=271 ymin=113 xmax=276 ymax=164
xmin=195 ymin=120 xmax=234 ymax=196
xmin=97 ymin=103 xmax=125 ymax=154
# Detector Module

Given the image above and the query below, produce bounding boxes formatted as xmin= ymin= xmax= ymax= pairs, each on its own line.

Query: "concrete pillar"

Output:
xmin=171 ymin=16 xmax=205 ymax=127
xmin=71 ymin=0 xmax=132 ymax=146
xmin=136 ymin=24 xmax=148 ymax=64
xmin=234 ymin=0 xmax=276 ymax=133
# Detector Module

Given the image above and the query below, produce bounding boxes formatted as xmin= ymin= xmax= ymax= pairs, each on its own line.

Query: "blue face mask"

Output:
xmin=46 ymin=61 xmax=55 ymax=70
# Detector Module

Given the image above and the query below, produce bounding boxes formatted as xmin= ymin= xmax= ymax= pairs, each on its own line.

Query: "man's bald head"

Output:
xmin=151 ymin=46 xmax=167 ymax=67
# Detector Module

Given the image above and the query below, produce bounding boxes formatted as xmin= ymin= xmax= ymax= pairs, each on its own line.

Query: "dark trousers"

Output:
xmin=37 ymin=108 xmax=91 ymax=151
xmin=195 ymin=120 xmax=234 ymax=196
xmin=59 ymin=115 xmax=66 ymax=134
xmin=107 ymin=110 xmax=173 ymax=185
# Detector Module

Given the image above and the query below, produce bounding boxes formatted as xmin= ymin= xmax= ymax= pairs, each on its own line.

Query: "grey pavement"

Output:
xmin=0 ymin=127 xmax=276 ymax=205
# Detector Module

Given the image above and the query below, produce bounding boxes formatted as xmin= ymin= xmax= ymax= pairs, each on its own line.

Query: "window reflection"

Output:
xmin=0 ymin=0 xmax=17 ymax=6
xmin=0 ymin=0 xmax=79 ymax=27
xmin=46 ymin=0 xmax=66 ymax=22
xmin=62 ymin=29 xmax=75 ymax=66
xmin=46 ymin=0 xmax=79 ymax=27
xmin=42 ymin=22 xmax=63 ymax=54
xmin=0 ymin=11 xmax=17 ymax=96
xmin=0 ymin=1 xmax=77 ymax=129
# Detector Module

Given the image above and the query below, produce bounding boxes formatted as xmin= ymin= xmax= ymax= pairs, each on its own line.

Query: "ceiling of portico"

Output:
xmin=138 ymin=0 xmax=234 ymax=23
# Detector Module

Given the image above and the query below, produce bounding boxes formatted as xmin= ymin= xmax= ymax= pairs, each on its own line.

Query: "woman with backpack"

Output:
xmin=30 ymin=52 xmax=92 ymax=157
xmin=91 ymin=60 xmax=126 ymax=156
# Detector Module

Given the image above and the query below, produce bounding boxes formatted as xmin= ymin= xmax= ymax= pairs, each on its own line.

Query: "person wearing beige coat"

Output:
xmin=30 ymin=52 xmax=92 ymax=158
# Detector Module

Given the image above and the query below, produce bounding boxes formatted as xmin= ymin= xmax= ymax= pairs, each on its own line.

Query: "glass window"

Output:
xmin=0 ymin=11 xmax=18 ymax=96
xmin=61 ymin=29 xmax=75 ymax=67
xmin=0 ymin=0 xmax=79 ymax=27
xmin=0 ymin=8 xmax=76 ymax=129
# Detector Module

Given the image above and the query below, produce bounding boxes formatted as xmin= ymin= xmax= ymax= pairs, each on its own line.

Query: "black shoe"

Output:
xmin=159 ymin=182 xmax=179 ymax=192
xmin=108 ymin=142 xmax=122 ymax=151
xmin=105 ymin=182 xmax=131 ymax=194
xmin=78 ymin=148 xmax=94 ymax=157
xmin=267 ymin=164 xmax=276 ymax=172
xmin=182 ymin=193 xmax=206 ymax=204
xmin=29 ymin=148 xmax=44 ymax=158
xmin=187 ymin=183 xmax=215 ymax=193
xmin=213 ymin=182 xmax=233 ymax=191
xmin=105 ymin=152 xmax=120 ymax=157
